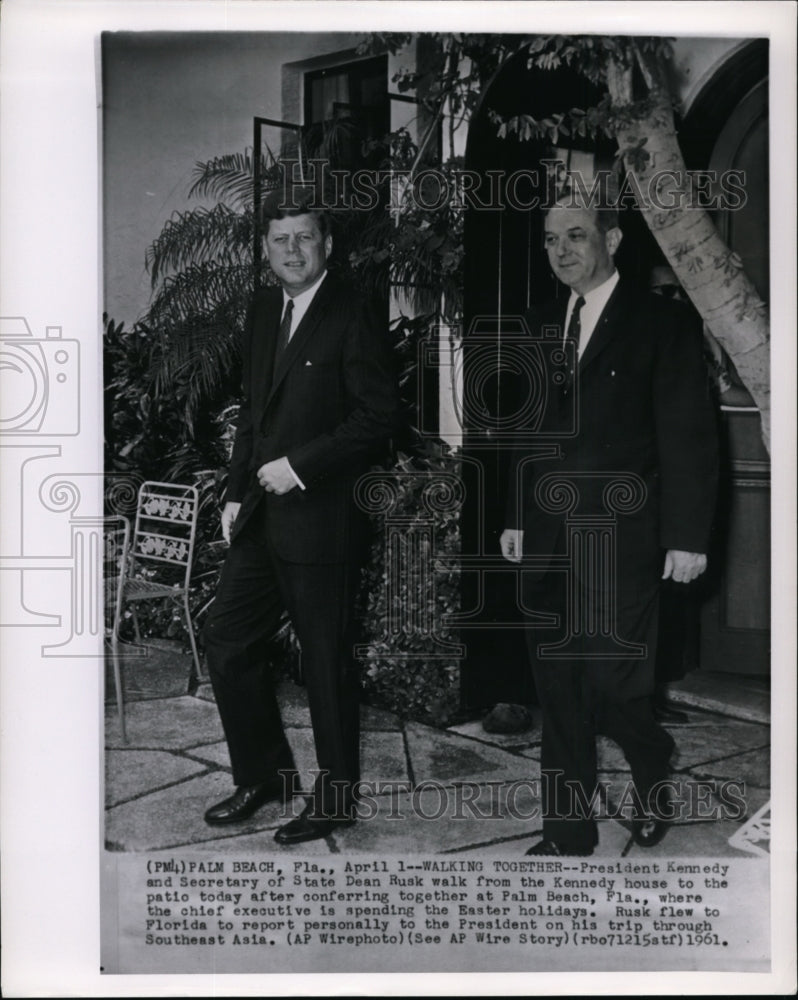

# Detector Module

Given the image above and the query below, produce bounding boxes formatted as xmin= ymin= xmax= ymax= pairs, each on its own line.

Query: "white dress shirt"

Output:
xmin=563 ymin=270 xmax=619 ymax=358
xmin=281 ymin=269 xmax=328 ymax=341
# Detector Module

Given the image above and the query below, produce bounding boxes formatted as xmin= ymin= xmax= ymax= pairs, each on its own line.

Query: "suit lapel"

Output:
xmin=578 ymin=280 xmax=629 ymax=373
xmin=266 ymin=275 xmax=336 ymax=408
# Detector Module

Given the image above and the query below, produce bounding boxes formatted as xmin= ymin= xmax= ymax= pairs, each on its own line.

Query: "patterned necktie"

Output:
xmin=276 ymin=298 xmax=294 ymax=359
xmin=562 ymin=295 xmax=584 ymax=393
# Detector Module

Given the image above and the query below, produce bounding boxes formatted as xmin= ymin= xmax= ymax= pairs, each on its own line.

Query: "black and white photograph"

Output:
xmin=1 ymin=1 xmax=795 ymax=995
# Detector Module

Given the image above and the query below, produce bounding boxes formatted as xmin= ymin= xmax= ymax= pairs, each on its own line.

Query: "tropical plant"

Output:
xmin=141 ymin=152 xmax=271 ymax=430
xmin=357 ymin=441 xmax=463 ymax=727
xmin=357 ymin=33 xmax=770 ymax=449
xmin=104 ymin=313 xmax=236 ymax=647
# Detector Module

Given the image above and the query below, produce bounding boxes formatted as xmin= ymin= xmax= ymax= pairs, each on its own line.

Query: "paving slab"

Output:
xmin=360 ymin=702 xmax=402 ymax=732
xmin=105 ymin=696 xmax=223 ymax=751
xmin=105 ymin=639 xmax=194 ymax=702
xmin=334 ymin=784 xmax=544 ymax=854
xmin=670 ymin=671 xmax=770 ymax=724
xmin=193 ymin=681 xmax=216 ymax=703
xmin=361 ymin=730 xmax=408 ymax=783
xmin=103 ymin=651 xmax=772 ymax=856
xmin=430 ymin=833 xmax=544 ymax=857
xmin=283 ymin=728 xmax=319 ymax=795
xmin=276 ymin=682 xmax=403 ymax=733
xmin=653 ymin=709 xmax=726 ymax=728
xmin=185 ymin=680 xmax=403 ymax=733
xmin=734 ymin=785 xmax=770 ymax=821
xmin=175 ymin=829 xmax=335 ymax=855
xmin=669 ymin=721 xmax=769 ymax=772
xmin=183 ymin=740 xmax=231 ymax=770
xmin=687 ymin=746 xmax=770 ymax=788
xmin=275 ymin=680 xmax=313 ymax=728
xmin=269 ymin=727 xmax=410 ymax=809
xmin=447 ymin=717 xmax=541 ymax=752
xmin=596 ymin=818 xmax=636 ymax=857
xmin=405 ymin=721 xmax=537 ymax=785
xmin=596 ymin=736 xmax=631 ymax=773
xmin=598 ymin=769 xmax=747 ymax=829
xmin=105 ymin=750 xmax=207 ymax=807
xmin=624 ymin=819 xmax=763 ymax=858
xmin=531 ymin=721 xmax=770 ymax=777
xmin=454 ymin=817 xmax=632 ymax=858
xmin=105 ymin=771 xmax=296 ymax=852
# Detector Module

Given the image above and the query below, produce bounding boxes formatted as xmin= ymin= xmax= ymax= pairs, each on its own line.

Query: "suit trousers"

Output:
xmin=524 ymin=556 xmax=674 ymax=850
xmin=204 ymin=499 xmax=362 ymax=817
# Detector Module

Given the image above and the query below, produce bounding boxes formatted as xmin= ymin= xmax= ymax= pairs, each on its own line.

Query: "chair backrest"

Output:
xmin=104 ymin=514 xmax=131 ymax=633
xmin=130 ymin=481 xmax=199 ymax=588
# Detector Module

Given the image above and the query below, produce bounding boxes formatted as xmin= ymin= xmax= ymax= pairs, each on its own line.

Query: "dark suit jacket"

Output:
xmin=507 ymin=280 xmax=718 ymax=579
xmin=226 ymin=274 xmax=401 ymax=564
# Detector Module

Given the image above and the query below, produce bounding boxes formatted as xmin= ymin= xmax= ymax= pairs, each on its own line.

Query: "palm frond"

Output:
xmin=148 ymin=287 xmax=250 ymax=431
xmin=188 ymin=151 xmax=284 ymax=210
xmin=145 ymin=205 xmax=254 ymax=285
xmin=145 ymin=261 xmax=254 ymax=332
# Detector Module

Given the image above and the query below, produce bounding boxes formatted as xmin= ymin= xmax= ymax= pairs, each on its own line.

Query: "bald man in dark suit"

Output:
xmin=502 ymin=197 xmax=718 ymax=856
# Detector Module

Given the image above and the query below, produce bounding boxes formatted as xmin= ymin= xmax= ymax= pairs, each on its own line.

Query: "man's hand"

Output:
xmin=220 ymin=501 xmax=241 ymax=545
xmin=257 ymin=457 xmax=298 ymax=495
xmin=662 ymin=549 xmax=707 ymax=584
xmin=500 ymin=528 xmax=524 ymax=563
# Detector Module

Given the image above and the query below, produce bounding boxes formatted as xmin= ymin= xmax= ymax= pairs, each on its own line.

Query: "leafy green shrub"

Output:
xmin=357 ymin=444 xmax=463 ymax=727
xmin=104 ymin=314 xmax=237 ymax=648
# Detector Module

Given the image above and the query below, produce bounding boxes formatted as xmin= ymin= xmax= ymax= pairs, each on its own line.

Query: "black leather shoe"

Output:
xmin=205 ymin=773 xmax=297 ymax=826
xmin=274 ymin=808 xmax=355 ymax=845
xmin=525 ymin=839 xmax=593 ymax=857
xmin=633 ymin=815 xmax=670 ymax=848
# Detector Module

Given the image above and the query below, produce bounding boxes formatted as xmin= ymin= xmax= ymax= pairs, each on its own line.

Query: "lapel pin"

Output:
xmin=305 ymin=360 xmax=312 ymax=366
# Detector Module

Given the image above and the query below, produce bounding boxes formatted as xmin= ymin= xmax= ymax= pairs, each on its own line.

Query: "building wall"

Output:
xmin=671 ymin=37 xmax=753 ymax=112
xmin=103 ymin=32 xmax=750 ymax=327
xmin=102 ymin=31 xmax=362 ymax=325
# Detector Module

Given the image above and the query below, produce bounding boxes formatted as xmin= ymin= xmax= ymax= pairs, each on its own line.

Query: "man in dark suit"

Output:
xmin=501 ymin=196 xmax=717 ymax=856
xmin=203 ymin=187 xmax=400 ymax=844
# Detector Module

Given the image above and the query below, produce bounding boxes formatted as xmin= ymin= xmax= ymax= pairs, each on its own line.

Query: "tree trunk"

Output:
xmin=609 ymin=85 xmax=770 ymax=451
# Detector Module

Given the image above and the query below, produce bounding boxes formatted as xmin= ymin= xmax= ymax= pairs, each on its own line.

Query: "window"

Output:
xmin=304 ymin=55 xmax=388 ymax=171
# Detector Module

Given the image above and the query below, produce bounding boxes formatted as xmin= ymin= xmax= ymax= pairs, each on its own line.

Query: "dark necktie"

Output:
xmin=276 ymin=298 xmax=294 ymax=359
xmin=562 ymin=294 xmax=584 ymax=393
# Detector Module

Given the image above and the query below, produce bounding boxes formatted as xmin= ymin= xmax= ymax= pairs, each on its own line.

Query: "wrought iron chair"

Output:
xmin=105 ymin=514 xmax=132 ymax=740
xmin=120 ymin=481 xmax=204 ymax=688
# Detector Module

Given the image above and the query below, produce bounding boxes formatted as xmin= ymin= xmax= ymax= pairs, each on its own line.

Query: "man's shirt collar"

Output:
xmin=282 ymin=269 xmax=327 ymax=313
xmin=565 ymin=270 xmax=619 ymax=356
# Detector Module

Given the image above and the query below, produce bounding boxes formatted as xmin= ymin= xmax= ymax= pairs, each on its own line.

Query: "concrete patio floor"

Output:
xmin=104 ymin=641 xmax=770 ymax=858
